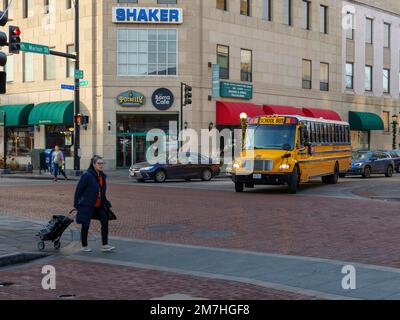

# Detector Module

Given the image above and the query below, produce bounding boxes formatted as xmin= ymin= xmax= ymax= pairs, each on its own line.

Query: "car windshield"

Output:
xmin=353 ymin=151 xmax=372 ymax=160
xmin=244 ymin=125 xmax=296 ymax=151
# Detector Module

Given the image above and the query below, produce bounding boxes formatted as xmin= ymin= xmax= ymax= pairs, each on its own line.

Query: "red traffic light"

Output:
xmin=12 ymin=28 xmax=21 ymax=36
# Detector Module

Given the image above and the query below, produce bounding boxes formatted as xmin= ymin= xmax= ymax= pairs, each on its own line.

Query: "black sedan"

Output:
xmin=346 ymin=150 xmax=395 ymax=178
xmin=129 ymin=152 xmax=221 ymax=183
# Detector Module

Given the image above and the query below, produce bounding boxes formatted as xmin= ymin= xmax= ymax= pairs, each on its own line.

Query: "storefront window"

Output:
xmin=6 ymin=127 xmax=34 ymax=157
xmin=46 ymin=125 xmax=73 ymax=157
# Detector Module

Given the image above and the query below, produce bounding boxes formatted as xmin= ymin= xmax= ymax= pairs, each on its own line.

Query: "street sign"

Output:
xmin=79 ymin=80 xmax=89 ymax=87
xmin=75 ymin=69 xmax=84 ymax=79
xmin=20 ymin=42 xmax=50 ymax=55
xmin=61 ymin=84 xmax=75 ymax=90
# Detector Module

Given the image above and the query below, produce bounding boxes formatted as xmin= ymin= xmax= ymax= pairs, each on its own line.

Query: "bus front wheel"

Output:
xmin=235 ymin=183 xmax=244 ymax=193
xmin=288 ymin=166 xmax=299 ymax=194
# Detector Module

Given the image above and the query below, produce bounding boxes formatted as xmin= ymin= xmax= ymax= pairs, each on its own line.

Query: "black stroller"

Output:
xmin=36 ymin=209 xmax=76 ymax=251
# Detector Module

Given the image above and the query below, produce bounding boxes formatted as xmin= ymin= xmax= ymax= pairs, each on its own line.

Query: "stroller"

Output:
xmin=36 ymin=209 xmax=76 ymax=251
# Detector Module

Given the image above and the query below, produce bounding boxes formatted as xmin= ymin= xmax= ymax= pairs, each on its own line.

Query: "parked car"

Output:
xmin=377 ymin=150 xmax=400 ymax=174
xmin=346 ymin=150 xmax=395 ymax=178
xmin=129 ymin=152 xmax=221 ymax=183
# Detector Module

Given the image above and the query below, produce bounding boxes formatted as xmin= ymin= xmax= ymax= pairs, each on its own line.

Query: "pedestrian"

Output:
xmin=52 ymin=145 xmax=68 ymax=182
xmin=74 ymin=155 xmax=116 ymax=252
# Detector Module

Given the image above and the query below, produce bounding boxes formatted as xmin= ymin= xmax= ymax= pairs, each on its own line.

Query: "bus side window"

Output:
xmin=345 ymin=126 xmax=350 ymax=144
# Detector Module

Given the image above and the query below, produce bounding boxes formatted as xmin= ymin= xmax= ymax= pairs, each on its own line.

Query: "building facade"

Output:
xmin=0 ymin=0 xmax=399 ymax=171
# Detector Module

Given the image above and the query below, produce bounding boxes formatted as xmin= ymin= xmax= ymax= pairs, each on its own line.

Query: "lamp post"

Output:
xmin=0 ymin=111 xmax=9 ymax=174
xmin=392 ymin=114 xmax=398 ymax=150
xmin=240 ymin=112 xmax=248 ymax=149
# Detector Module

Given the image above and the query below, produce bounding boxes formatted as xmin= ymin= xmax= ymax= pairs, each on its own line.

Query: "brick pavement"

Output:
xmin=0 ymin=258 xmax=314 ymax=300
xmin=1 ymin=182 xmax=400 ymax=268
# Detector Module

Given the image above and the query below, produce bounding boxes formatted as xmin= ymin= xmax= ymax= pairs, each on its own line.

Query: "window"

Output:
xmin=262 ymin=0 xmax=272 ymax=21
xmin=302 ymin=1 xmax=311 ymax=30
xmin=66 ymin=44 xmax=75 ymax=78
xmin=157 ymin=0 xmax=177 ymax=3
xmin=117 ymin=29 xmax=177 ymax=76
xmin=366 ymin=18 xmax=373 ymax=44
xmin=44 ymin=0 xmax=49 ymax=14
xmin=23 ymin=0 xmax=34 ymax=18
xmin=66 ymin=0 xmax=72 ymax=9
xmin=6 ymin=127 xmax=34 ymax=157
xmin=46 ymin=125 xmax=73 ymax=157
xmin=5 ymin=54 xmax=13 ymax=83
xmin=283 ymin=0 xmax=292 ymax=26
xmin=240 ymin=0 xmax=250 ymax=16
xmin=216 ymin=0 xmax=227 ymax=11
xmin=44 ymin=49 xmax=56 ymax=80
xmin=365 ymin=65 xmax=372 ymax=91
xmin=320 ymin=62 xmax=329 ymax=91
xmin=302 ymin=59 xmax=312 ymax=89
xmin=23 ymin=52 xmax=34 ymax=82
xmin=384 ymin=23 xmax=390 ymax=48
xmin=346 ymin=62 xmax=353 ymax=89
xmin=241 ymin=49 xmax=252 ymax=82
xmin=217 ymin=45 xmax=229 ymax=80
xmin=346 ymin=12 xmax=354 ymax=40
xmin=383 ymin=68 xmax=390 ymax=93
xmin=382 ymin=111 xmax=390 ymax=132
xmin=320 ymin=5 xmax=328 ymax=34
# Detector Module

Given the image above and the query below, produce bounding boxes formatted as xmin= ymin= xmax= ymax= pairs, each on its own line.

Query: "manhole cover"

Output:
xmin=192 ymin=230 xmax=236 ymax=238
xmin=58 ymin=294 xmax=76 ymax=299
xmin=0 ymin=282 xmax=14 ymax=287
xmin=145 ymin=224 xmax=185 ymax=233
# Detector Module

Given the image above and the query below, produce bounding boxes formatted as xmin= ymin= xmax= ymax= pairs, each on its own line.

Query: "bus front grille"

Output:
xmin=244 ymin=160 xmax=273 ymax=171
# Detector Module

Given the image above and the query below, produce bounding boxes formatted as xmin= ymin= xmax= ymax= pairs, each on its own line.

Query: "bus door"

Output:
xmin=295 ymin=123 xmax=312 ymax=181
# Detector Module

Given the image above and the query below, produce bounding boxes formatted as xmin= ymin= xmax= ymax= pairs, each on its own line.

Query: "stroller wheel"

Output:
xmin=38 ymin=241 xmax=45 ymax=251
xmin=54 ymin=241 xmax=61 ymax=250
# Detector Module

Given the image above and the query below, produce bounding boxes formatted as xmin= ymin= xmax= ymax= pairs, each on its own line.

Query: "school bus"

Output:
xmin=231 ymin=115 xmax=352 ymax=193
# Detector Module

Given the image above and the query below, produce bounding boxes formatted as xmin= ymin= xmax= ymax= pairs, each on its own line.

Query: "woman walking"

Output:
xmin=52 ymin=145 xmax=68 ymax=182
xmin=74 ymin=155 xmax=115 ymax=252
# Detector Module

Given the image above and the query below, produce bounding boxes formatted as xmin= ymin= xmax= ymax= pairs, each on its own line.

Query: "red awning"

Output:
xmin=263 ymin=105 xmax=305 ymax=116
xmin=216 ymin=101 xmax=264 ymax=125
xmin=302 ymin=108 xmax=342 ymax=121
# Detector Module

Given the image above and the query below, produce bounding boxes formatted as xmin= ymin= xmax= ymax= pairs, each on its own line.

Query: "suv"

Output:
xmin=347 ymin=150 xmax=395 ymax=178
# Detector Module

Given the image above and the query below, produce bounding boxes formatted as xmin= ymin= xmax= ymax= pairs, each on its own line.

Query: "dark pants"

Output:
xmin=81 ymin=206 xmax=109 ymax=247
xmin=53 ymin=163 xmax=67 ymax=178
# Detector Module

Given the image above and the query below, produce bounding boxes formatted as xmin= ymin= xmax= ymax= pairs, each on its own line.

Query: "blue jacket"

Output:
xmin=74 ymin=168 xmax=110 ymax=226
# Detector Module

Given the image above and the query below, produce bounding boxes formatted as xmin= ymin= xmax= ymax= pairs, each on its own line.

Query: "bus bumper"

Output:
xmin=231 ymin=173 xmax=291 ymax=185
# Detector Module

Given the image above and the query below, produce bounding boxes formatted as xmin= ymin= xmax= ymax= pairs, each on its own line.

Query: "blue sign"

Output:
xmin=61 ymin=84 xmax=75 ymax=91
xmin=212 ymin=64 xmax=220 ymax=98
xmin=112 ymin=7 xmax=183 ymax=24
xmin=152 ymin=88 xmax=174 ymax=111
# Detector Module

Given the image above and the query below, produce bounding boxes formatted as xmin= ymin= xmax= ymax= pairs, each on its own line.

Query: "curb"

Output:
xmin=0 ymin=174 xmax=79 ymax=181
xmin=0 ymin=252 xmax=48 ymax=268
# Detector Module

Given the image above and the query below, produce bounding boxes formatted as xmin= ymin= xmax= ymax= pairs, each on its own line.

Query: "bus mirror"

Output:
xmin=304 ymin=141 xmax=312 ymax=147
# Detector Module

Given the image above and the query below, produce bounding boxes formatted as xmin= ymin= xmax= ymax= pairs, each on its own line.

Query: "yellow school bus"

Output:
xmin=231 ymin=115 xmax=352 ymax=193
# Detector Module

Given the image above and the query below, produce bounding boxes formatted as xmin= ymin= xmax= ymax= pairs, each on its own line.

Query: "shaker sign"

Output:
xmin=112 ymin=7 xmax=183 ymax=24
xmin=152 ymin=88 xmax=174 ymax=111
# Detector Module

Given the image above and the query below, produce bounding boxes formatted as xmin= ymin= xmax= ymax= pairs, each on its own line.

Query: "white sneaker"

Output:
xmin=101 ymin=245 xmax=115 ymax=252
xmin=81 ymin=247 xmax=92 ymax=252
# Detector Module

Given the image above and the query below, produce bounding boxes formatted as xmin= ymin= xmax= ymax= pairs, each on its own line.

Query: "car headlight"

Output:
xmin=142 ymin=166 xmax=155 ymax=171
xmin=353 ymin=163 xmax=363 ymax=167
xmin=279 ymin=164 xmax=291 ymax=170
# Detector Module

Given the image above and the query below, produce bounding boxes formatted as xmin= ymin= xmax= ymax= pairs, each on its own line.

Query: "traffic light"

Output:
xmin=184 ymin=84 xmax=192 ymax=106
xmin=9 ymin=25 xmax=21 ymax=54
xmin=0 ymin=11 xmax=8 ymax=94
xmin=74 ymin=114 xmax=89 ymax=127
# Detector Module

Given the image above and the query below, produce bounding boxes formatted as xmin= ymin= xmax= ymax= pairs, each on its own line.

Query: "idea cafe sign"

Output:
xmin=117 ymin=90 xmax=146 ymax=107
xmin=112 ymin=7 xmax=183 ymax=24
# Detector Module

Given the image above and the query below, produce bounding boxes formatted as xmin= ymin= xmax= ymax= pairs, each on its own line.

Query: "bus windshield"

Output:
xmin=244 ymin=125 xmax=296 ymax=151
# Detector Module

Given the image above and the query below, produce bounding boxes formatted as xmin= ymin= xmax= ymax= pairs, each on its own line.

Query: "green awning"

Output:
xmin=349 ymin=111 xmax=384 ymax=131
xmin=0 ymin=104 xmax=34 ymax=126
xmin=28 ymin=101 xmax=74 ymax=125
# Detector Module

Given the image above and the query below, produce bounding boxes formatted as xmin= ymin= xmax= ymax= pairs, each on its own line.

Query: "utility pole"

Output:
xmin=73 ymin=0 xmax=81 ymax=173
xmin=0 ymin=111 xmax=9 ymax=174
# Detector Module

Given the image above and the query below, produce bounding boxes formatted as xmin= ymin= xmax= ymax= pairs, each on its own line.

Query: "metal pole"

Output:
xmin=2 ymin=112 xmax=5 ymax=170
xmin=180 ymin=82 xmax=184 ymax=148
xmin=73 ymin=0 xmax=80 ymax=172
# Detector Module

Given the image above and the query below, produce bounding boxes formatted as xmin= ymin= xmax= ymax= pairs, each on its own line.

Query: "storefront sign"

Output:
xmin=212 ymin=64 xmax=220 ymax=98
xmin=117 ymin=90 xmax=146 ymax=107
xmin=112 ymin=7 xmax=183 ymax=24
xmin=220 ymin=81 xmax=253 ymax=100
xmin=152 ymin=88 xmax=174 ymax=111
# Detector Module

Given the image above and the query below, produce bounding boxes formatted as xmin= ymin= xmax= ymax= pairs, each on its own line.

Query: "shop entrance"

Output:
xmin=116 ymin=113 xmax=179 ymax=168
xmin=351 ymin=131 xmax=370 ymax=151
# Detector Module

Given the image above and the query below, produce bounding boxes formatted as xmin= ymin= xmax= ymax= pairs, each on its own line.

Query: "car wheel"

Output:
xmin=362 ymin=166 xmax=371 ymax=179
xmin=235 ymin=182 xmax=244 ymax=193
xmin=327 ymin=164 xmax=339 ymax=184
xmin=154 ymin=170 xmax=167 ymax=183
xmin=288 ymin=166 xmax=300 ymax=194
xmin=385 ymin=165 xmax=393 ymax=178
xmin=396 ymin=167 xmax=400 ymax=174
xmin=201 ymin=168 xmax=213 ymax=181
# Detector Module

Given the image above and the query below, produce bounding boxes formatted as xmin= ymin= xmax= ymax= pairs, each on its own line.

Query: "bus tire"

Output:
xmin=327 ymin=163 xmax=339 ymax=184
xmin=235 ymin=183 xmax=244 ymax=193
xmin=288 ymin=166 xmax=299 ymax=194
xmin=322 ymin=176 xmax=329 ymax=184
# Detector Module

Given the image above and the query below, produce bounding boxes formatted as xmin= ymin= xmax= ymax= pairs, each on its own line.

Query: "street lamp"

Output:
xmin=240 ymin=113 xmax=248 ymax=148
xmin=392 ymin=114 xmax=398 ymax=150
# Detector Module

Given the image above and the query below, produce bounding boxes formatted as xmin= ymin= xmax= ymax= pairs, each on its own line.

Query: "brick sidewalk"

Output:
xmin=0 ymin=258 xmax=314 ymax=300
